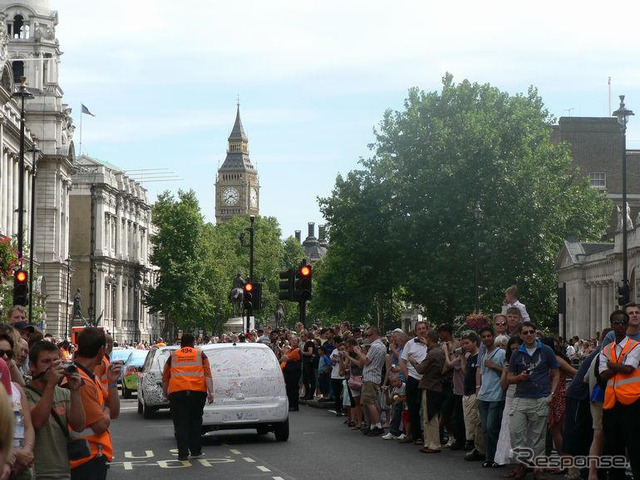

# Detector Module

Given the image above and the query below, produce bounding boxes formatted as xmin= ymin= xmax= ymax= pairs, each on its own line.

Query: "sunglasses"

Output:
xmin=611 ymin=320 xmax=628 ymax=326
xmin=521 ymin=330 xmax=536 ymax=335
xmin=0 ymin=349 xmax=14 ymax=359
xmin=495 ymin=322 xmax=506 ymax=326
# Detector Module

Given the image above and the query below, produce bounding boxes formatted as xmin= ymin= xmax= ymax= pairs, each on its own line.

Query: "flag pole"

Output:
xmin=79 ymin=103 xmax=83 ymax=155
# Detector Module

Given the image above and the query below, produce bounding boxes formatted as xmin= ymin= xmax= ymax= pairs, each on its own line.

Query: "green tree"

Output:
xmin=208 ymin=215 xmax=284 ymax=326
xmin=282 ymin=236 xmax=305 ymax=269
xmin=320 ymin=74 xmax=612 ymax=327
xmin=145 ymin=190 xmax=213 ymax=335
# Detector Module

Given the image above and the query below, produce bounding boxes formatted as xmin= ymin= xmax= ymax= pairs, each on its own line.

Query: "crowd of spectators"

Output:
xmin=2 ymin=283 xmax=640 ymax=480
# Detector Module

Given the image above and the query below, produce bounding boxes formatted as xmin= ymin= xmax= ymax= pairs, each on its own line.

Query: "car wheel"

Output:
xmin=137 ymin=398 xmax=143 ymax=414
xmin=122 ymin=384 xmax=131 ymax=399
xmin=142 ymin=399 xmax=155 ymax=419
xmin=273 ymin=419 xmax=289 ymax=442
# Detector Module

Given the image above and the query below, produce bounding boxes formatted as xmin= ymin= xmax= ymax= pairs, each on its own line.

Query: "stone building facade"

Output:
xmin=556 ymin=228 xmax=634 ymax=340
xmin=551 ymin=117 xmax=640 ymax=235
xmin=0 ymin=0 xmax=74 ymax=338
xmin=554 ymin=116 xmax=640 ymax=339
xmin=69 ymin=155 xmax=160 ymax=343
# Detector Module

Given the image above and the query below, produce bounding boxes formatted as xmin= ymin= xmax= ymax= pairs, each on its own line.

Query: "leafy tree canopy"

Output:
xmin=319 ymin=74 xmax=611 ymax=327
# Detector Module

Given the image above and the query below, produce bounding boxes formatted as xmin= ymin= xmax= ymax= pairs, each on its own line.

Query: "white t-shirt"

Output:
xmin=330 ymin=349 xmax=344 ymax=379
xmin=401 ymin=339 xmax=428 ymax=380
xmin=599 ymin=336 xmax=640 ymax=373
xmin=565 ymin=345 xmax=576 ymax=359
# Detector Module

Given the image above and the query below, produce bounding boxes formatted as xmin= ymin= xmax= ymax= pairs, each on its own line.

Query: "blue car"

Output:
xmin=121 ymin=349 xmax=149 ymax=399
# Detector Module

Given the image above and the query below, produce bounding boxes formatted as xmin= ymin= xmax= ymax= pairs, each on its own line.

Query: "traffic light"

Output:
xmin=252 ymin=282 xmax=262 ymax=311
xmin=279 ymin=269 xmax=294 ymax=301
xmin=618 ymin=282 xmax=630 ymax=306
xmin=13 ymin=269 xmax=28 ymax=306
xmin=243 ymin=282 xmax=254 ymax=310
xmin=294 ymin=264 xmax=312 ymax=302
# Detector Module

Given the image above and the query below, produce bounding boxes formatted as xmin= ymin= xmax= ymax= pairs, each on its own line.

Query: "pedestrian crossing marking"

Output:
xmin=229 ymin=449 xmax=242 ymax=455
xmin=257 ymin=466 xmax=271 ymax=472
xmin=243 ymin=457 xmax=255 ymax=463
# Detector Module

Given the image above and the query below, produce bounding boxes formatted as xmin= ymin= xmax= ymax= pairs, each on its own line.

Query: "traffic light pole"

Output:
xmin=299 ymin=300 xmax=306 ymax=328
xmin=245 ymin=306 xmax=252 ymax=334
xmin=249 ymin=215 xmax=254 ymax=281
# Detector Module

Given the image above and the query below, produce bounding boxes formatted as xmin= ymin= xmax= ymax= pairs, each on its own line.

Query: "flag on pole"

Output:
xmin=81 ymin=104 xmax=95 ymax=117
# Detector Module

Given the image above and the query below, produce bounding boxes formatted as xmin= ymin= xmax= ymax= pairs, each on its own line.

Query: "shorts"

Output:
xmin=590 ymin=402 xmax=603 ymax=430
xmin=361 ymin=381 xmax=380 ymax=406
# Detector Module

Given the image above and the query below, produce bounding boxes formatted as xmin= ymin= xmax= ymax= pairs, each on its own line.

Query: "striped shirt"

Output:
xmin=363 ymin=339 xmax=386 ymax=384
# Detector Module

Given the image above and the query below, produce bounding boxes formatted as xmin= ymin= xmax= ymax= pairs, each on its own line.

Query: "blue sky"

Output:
xmin=54 ymin=0 xmax=640 ymax=238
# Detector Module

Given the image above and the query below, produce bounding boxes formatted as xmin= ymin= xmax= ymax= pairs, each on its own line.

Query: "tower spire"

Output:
xmin=229 ymin=101 xmax=248 ymax=142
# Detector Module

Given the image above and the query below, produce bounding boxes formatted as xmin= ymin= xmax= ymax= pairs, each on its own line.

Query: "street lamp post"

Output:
xmin=473 ymin=203 xmax=483 ymax=313
xmin=246 ymin=215 xmax=255 ymax=333
xmin=27 ymin=143 xmax=40 ymax=323
xmin=11 ymin=77 xmax=34 ymax=261
xmin=65 ymin=257 xmax=72 ymax=339
xmin=613 ymin=95 xmax=634 ymax=303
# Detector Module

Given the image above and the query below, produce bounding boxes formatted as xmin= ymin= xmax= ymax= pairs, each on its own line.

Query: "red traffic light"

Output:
xmin=299 ymin=265 xmax=311 ymax=277
xmin=244 ymin=282 xmax=254 ymax=292
xmin=15 ymin=270 xmax=27 ymax=283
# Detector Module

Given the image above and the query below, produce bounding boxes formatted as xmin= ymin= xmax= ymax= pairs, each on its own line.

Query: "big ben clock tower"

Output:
xmin=215 ymin=104 xmax=259 ymax=223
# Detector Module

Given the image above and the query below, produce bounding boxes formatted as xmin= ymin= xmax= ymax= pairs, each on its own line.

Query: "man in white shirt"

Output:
xmin=598 ymin=310 xmax=640 ymax=480
xmin=400 ymin=321 xmax=428 ymax=444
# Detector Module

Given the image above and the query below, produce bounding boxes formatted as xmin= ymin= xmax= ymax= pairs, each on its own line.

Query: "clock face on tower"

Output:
xmin=250 ymin=187 xmax=258 ymax=207
xmin=222 ymin=187 xmax=239 ymax=206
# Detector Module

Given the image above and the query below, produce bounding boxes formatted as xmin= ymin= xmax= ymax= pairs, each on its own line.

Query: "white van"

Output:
xmin=200 ymin=342 xmax=289 ymax=441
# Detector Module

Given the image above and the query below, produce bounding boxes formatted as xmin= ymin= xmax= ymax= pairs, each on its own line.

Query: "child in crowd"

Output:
xmin=382 ymin=374 xmax=407 ymax=440
xmin=317 ymin=346 xmax=331 ymax=399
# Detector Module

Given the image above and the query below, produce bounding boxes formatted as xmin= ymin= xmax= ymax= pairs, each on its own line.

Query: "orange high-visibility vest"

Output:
xmin=168 ymin=347 xmax=206 ymax=394
xmin=70 ymin=367 xmax=113 ymax=469
xmin=95 ymin=356 xmax=111 ymax=389
xmin=603 ymin=338 xmax=640 ymax=410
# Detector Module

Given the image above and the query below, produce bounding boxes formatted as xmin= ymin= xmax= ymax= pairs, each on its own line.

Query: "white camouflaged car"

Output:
xmin=137 ymin=345 xmax=179 ymax=418
xmin=200 ymin=342 xmax=289 ymax=441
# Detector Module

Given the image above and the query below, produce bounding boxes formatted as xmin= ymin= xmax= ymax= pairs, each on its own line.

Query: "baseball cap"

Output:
xmin=392 ymin=328 xmax=404 ymax=334
xmin=13 ymin=321 xmax=35 ymax=333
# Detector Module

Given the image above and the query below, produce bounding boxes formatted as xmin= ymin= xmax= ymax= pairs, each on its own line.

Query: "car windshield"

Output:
xmin=125 ymin=350 xmax=149 ymax=367
xmin=154 ymin=347 xmax=178 ymax=370
xmin=110 ymin=349 xmax=133 ymax=363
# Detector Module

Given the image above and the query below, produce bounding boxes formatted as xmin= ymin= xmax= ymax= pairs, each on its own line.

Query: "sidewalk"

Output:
xmin=300 ymin=397 xmax=334 ymax=409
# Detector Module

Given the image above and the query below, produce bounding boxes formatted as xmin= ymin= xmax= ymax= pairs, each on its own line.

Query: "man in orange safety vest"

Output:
xmin=162 ymin=333 xmax=213 ymax=461
xmin=599 ymin=309 xmax=640 ymax=480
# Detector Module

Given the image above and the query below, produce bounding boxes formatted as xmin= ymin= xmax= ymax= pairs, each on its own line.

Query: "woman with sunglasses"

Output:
xmin=0 ymin=333 xmax=35 ymax=480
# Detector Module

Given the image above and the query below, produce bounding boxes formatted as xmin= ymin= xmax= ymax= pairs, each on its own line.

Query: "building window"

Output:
xmin=12 ymin=61 xmax=23 ymax=82
xmin=589 ymin=172 xmax=606 ymax=189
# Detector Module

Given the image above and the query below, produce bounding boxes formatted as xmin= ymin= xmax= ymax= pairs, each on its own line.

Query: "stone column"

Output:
xmin=95 ymin=192 xmax=105 ymax=256
xmin=0 ymin=150 xmax=6 ymax=233
xmin=600 ymin=283 xmax=608 ymax=333
xmin=95 ymin=270 xmax=104 ymax=326
xmin=116 ymin=274 xmax=123 ymax=333
xmin=12 ymin=156 xmax=18 ymax=234
xmin=589 ymin=283 xmax=597 ymax=339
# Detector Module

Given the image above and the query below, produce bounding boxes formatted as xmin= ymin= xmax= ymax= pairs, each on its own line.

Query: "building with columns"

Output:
xmin=0 ymin=74 xmax=36 ymax=245
xmin=0 ymin=0 xmax=75 ymax=338
xmin=69 ymin=155 xmax=160 ymax=343
xmin=215 ymin=105 xmax=260 ymax=223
